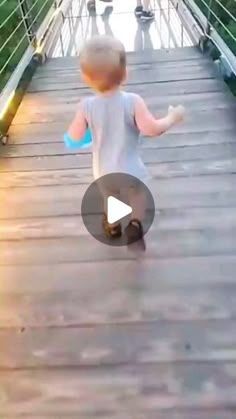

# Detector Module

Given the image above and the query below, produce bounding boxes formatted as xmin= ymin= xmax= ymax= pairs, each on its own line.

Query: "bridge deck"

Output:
xmin=0 ymin=3 xmax=236 ymax=417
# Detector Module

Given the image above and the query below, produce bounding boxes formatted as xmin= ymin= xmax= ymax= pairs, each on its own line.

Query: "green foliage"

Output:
xmin=196 ymin=0 xmax=236 ymax=54
xmin=218 ymin=21 xmax=236 ymax=55
xmin=195 ymin=0 xmax=236 ymax=95
xmin=0 ymin=0 xmax=54 ymax=91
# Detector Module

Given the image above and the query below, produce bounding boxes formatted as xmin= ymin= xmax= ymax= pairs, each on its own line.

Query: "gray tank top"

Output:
xmin=81 ymin=90 xmax=149 ymax=181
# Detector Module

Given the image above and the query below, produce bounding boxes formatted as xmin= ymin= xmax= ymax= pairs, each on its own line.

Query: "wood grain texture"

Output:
xmin=0 ymin=363 xmax=236 ymax=416
xmin=16 ymin=77 xmax=227 ymax=112
xmin=0 ymin=228 xmax=236 ymax=265
xmin=32 ymin=61 xmax=215 ymax=80
xmin=0 ymin=255 xmax=235 ymax=292
xmin=3 ymin=130 xmax=236 ymax=155
xmin=1 ymin=141 xmax=236 ymax=172
xmin=1 ymin=320 xmax=236 ymax=368
xmin=1 ymin=174 xmax=236 ymax=219
xmin=1 ymin=412 xmax=236 ymax=419
xmin=27 ymin=65 xmax=217 ymax=92
xmin=12 ymin=92 xmax=236 ymax=126
xmin=1 ymin=44 xmax=236 ymax=417
xmin=0 ymin=158 xmax=236 ymax=188
xmin=0 ymin=272 xmax=235 ymax=328
xmin=34 ymin=58 xmax=211 ymax=78
xmin=1 ymin=207 xmax=236 ymax=241
xmin=43 ymin=46 xmax=203 ymax=68
xmin=7 ymin=107 xmax=236 ymax=148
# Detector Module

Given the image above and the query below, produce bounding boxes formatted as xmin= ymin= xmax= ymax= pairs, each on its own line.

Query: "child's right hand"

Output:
xmin=168 ymin=105 xmax=185 ymax=124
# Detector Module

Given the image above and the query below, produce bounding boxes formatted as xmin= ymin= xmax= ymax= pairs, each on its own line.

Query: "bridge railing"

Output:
xmin=0 ymin=0 xmax=74 ymax=136
xmin=0 ymin=0 xmax=235 ymax=140
xmin=181 ymin=0 xmax=236 ymax=75
xmin=0 ymin=0 xmax=58 ymax=92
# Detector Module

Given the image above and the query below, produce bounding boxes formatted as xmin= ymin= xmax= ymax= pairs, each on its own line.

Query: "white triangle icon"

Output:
xmin=107 ymin=196 xmax=132 ymax=224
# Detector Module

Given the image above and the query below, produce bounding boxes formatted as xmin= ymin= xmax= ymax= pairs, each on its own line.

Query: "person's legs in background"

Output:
xmin=135 ymin=0 xmax=155 ymax=21
xmin=88 ymin=0 xmax=113 ymax=33
xmin=135 ymin=0 xmax=144 ymax=18
xmin=102 ymin=5 xmax=114 ymax=36
xmin=142 ymin=20 xmax=154 ymax=49
xmin=134 ymin=19 xmax=144 ymax=51
xmin=87 ymin=0 xmax=113 ymax=14
xmin=87 ymin=0 xmax=96 ymax=14
xmin=142 ymin=0 xmax=155 ymax=21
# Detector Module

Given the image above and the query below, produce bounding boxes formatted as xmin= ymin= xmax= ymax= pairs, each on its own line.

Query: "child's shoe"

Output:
xmin=141 ymin=10 xmax=155 ymax=21
xmin=134 ymin=6 xmax=143 ymax=18
xmin=101 ymin=5 xmax=113 ymax=20
xmin=125 ymin=219 xmax=146 ymax=251
xmin=102 ymin=213 xmax=122 ymax=239
xmin=88 ymin=0 xmax=113 ymax=15
xmin=87 ymin=0 xmax=96 ymax=14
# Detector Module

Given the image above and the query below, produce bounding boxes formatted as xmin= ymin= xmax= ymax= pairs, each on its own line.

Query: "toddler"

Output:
xmin=67 ymin=36 xmax=184 ymax=245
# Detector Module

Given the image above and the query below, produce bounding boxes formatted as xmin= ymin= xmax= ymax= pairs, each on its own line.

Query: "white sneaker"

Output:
xmin=141 ymin=10 xmax=155 ymax=21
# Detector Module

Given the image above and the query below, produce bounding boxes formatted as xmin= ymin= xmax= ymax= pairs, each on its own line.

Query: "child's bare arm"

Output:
xmin=67 ymin=103 xmax=87 ymax=141
xmin=134 ymin=96 xmax=185 ymax=137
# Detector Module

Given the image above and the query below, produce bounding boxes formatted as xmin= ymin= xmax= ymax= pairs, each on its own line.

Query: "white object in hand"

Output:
xmin=168 ymin=105 xmax=185 ymax=123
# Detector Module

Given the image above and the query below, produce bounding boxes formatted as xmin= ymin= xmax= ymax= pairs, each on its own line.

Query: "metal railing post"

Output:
xmin=18 ymin=0 xmax=36 ymax=44
xmin=206 ymin=0 xmax=213 ymax=35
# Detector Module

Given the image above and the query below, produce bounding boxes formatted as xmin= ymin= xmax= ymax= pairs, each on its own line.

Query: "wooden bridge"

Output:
xmin=0 ymin=2 xmax=236 ymax=417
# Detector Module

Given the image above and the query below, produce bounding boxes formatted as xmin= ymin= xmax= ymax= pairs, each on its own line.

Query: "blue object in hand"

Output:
xmin=64 ymin=129 xmax=92 ymax=150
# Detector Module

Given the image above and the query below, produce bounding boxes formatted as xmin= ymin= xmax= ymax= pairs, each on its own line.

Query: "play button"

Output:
xmin=107 ymin=196 xmax=132 ymax=224
xmin=81 ymin=172 xmax=155 ymax=246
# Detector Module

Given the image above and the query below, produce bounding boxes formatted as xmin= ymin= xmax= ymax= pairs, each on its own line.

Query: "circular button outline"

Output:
xmin=81 ymin=172 xmax=155 ymax=246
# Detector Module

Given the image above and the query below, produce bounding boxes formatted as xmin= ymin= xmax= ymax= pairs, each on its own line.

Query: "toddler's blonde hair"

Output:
xmin=79 ymin=35 xmax=126 ymax=93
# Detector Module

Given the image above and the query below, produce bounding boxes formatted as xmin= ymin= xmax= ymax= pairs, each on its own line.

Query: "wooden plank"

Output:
xmin=12 ymin=93 xmax=236 ymax=126
xmin=1 ymin=207 xmax=236 ymax=241
xmin=12 ymin=79 xmax=227 ymax=120
xmin=18 ymin=85 xmax=232 ymax=113
xmin=1 ymin=411 xmax=235 ymax=419
xmin=0 ymin=175 xmax=236 ymax=218
xmin=34 ymin=58 xmax=209 ymax=76
xmin=43 ymin=47 xmax=203 ymax=69
xmin=23 ymin=78 xmax=228 ymax=102
xmin=0 ymin=264 xmax=235 ymax=327
xmin=22 ymin=89 xmax=234 ymax=109
xmin=29 ymin=65 xmax=217 ymax=92
xmin=0 ymin=173 xmax=235 ymax=207
xmin=3 ymin=130 xmax=236 ymax=157
xmin=124 ymin=46 xmax=203 ymax=62
xmin=1 ymin=141 xmax=236 ymax=171
xmin=148 ymin=158 xmax=236 ymax=178
xmin=28 ymin=64 xmax=217 ymax=92
xmin=0 ymin=226 xmax=236 ymax=265
xmin=0 ymin=363 xmax=236 ymax=416
xmin=0 ymin=157 xmax=236 ymax=189
xmin=8 ymin=107 xmax=236 ymax=145
xmin=6 ymin=155 xmax=236 ymax=188
xmin=142 ymin=129 xmax=236 ymax=148
xmin=0 ymin=255 xmax=235 ymax=293
xmin=0 ymin=254 xmax=235 ymax=327
xmin=33 ymin=60 xmax=212 ymax=82
xmin=14 ymin=92 xmax=235 ymax=125
xmin=1 ymin=320 xmax=236 ymax=368
xmin=0 ymin=188 xmax=234 ymax=218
